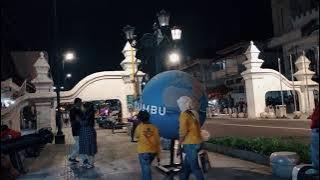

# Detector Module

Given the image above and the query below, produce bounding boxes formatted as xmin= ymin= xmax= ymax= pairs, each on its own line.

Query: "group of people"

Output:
xmin=66 ymin=95 xmax=319 ymax=179
xmin=67 ymin=95 xmax=205 ymax=179
xmin=133 ymin=96 xmax=205 ymax=180
xmin=68 ymin=98 xmax=97 ymax=169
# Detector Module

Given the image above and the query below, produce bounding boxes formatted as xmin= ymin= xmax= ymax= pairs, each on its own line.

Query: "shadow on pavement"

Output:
xmin=68 ymin=163 xmax=104 ymax=179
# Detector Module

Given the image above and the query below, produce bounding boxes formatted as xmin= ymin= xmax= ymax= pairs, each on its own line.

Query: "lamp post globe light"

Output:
xmin=171 ymin=26 xmax=182 ymax=41
xmin=169 ymin=52 xmax=180 ymax=64
xmin=122 ymin=9 xmax=182 ymax=84
xmin=64 ymin=51 xmax=75 ymax=61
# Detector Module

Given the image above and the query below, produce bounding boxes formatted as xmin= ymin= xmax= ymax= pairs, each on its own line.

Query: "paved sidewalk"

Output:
xmin=18 ymin=127 xmax=287 ymax=180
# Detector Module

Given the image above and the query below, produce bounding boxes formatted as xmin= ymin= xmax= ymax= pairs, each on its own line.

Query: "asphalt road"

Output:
xmin=202 ymin=118 xmax=311 ymax=144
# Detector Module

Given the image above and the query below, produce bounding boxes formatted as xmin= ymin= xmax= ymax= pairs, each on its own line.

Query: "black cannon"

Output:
xmin=1 ymin=127 xmax=54 ymax=173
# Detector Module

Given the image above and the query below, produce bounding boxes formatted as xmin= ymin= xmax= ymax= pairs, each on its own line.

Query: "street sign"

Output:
xmin=127 ymin=95 xmax=134 ymax=111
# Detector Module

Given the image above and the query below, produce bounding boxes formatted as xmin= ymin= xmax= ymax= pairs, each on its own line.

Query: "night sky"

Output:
xmin=4 ymin=0 xmax=273 ymax=89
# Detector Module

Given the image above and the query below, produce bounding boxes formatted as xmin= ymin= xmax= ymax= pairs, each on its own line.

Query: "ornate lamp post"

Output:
xmin=54 ymin=51 xmax=76 ymax=144
xmin=123 ymin=10 xmax=183 ymax=175
xmin=122 ymin=10 xmax=182 ymax=81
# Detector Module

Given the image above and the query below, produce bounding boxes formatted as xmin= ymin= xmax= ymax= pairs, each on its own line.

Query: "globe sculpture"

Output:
xmin=138 ymin=70 xmax=208 ymax=139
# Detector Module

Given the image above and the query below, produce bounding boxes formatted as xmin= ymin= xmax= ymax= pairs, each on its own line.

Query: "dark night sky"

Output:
xmin=4 ymin=0 xmax=273 ymax=89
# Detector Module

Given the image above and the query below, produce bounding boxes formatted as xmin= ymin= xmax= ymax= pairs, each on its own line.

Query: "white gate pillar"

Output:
xmin=294 ymin=53 xmax=318 ymax=113
xmin=30 ymin=52 xmax=56 ymax=130
xmin=241 ymin=41 xmax=266 ymax=118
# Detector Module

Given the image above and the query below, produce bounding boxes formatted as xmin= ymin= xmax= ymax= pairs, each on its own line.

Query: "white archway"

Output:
xmin=60 ymin=42 xmax=145 ymax=119
xmin=241 ymin=41 xmax=318 ymax=118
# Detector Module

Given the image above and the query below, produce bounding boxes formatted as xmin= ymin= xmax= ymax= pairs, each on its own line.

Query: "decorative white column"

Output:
xmin=120 ymin=42 xmax=141 ymax=74
xmin=241 ymin=41 xmax=266 ymax=119
xmin=294 ymin=54 xmax=317 ymax=113
xmin=120 ymin=42 xmax=145 ymax=118
xmin=31 ymin=52 xmax=56 ymax=130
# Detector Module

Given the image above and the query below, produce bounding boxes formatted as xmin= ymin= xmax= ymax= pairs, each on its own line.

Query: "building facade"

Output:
xmin=268 ymin=0 xmax=319 ymax=81
xmin=178 ymin=59 xmax=212 ymax=91
xmin=178 ymin=42 xmax=250 ymax=107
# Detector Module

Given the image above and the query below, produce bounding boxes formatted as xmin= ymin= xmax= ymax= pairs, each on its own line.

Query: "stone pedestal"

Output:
xmin=275 ymin=105 xmax=287 ymax=118
xmin=293 ymin=111 xmax=302 ymax=119
xmin=35 ymin=102 xmax=54 ymax=129
xmin=270 ymin=152 xmax=300 ymax=178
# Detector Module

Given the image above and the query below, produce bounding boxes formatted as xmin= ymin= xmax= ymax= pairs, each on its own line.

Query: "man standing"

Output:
xmin=68 ymin=98 xmax=83 ymax=163
xmin=307 ymin=103 xmax=319 ymax=175
xmin=177 ymin=96 xmax=204 ymax=180
xmin=128 ymin=111 xmax=140 ymax=142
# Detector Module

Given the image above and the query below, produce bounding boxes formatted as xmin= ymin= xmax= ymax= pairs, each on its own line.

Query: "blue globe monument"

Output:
xmin=137 ymin=70 xmax=208 ymax=139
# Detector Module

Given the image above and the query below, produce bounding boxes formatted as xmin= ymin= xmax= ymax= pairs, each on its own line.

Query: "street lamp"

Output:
xmin=123 ymin=9 xmax=182 ymax=78
xmin=62 ymin=51 xmax=76 ymax=82
xmin=54 ymin=51 xmax=76 ymax=144
xmin=157 ymin=9 xmax=170 ymax=27
xmin=122 ymin=10 xmax=183 ymax=174
xmin=171 ymin=26 xmax=182 ymax=41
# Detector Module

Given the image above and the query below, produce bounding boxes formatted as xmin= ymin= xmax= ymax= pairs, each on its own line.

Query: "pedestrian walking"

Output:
xmin=128 ymin=111 xmax=140 ymax=142
xmin=307 ymin=103 xmax=319 ymax=175
xmin=135 ymin=110 xmax=161 ymax=180
xmin=177 ymin=96 xmax=204 ymax=180
xmin=68 ymin=98 xmax=83 ymax=163
xmin=79 ymin=102 xmax=97 ymax=169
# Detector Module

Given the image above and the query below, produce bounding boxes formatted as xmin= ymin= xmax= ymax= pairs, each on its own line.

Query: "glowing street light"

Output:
xmin=64 ymin=51 xmax=75 ymax=61
xmin=60 ymin=86 xmax=64 ymax=90
xmin=66 ymin=73 xmax=72 ymax=78
xmin=169 ymin=52 xmax=180 ymax=65
xmin=171 ymin=26 xmax=182 ymax=41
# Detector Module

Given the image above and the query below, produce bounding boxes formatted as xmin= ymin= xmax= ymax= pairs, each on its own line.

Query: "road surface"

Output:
xmin=203 ymin=118 xmax=311 ymax=144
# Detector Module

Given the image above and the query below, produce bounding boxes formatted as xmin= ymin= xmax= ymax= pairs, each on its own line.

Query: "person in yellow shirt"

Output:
xmin=177 ymin=96 xmax=204 ymax=180
xmin=134 ymin=110 xmax=161 ymax=180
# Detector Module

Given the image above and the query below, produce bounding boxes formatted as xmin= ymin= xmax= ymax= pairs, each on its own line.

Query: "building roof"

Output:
xmin=216 ymin=41 xmax=248 ymax=55
xmin=214 ymin=41 xmax=267 ymax=62
xmin=1 ymin=51 xmax=44 ymax=92
xmin=10 ymin=51 xmax=45 ymax=81
xmin=178 ymin=58 xmax=212 ymax=71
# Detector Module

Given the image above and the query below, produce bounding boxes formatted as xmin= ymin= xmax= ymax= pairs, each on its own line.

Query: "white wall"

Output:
xmin=60 ymin=71 xmax=143 ymax=119
xmin=242 ymin=41 xmax=319 ymax=118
